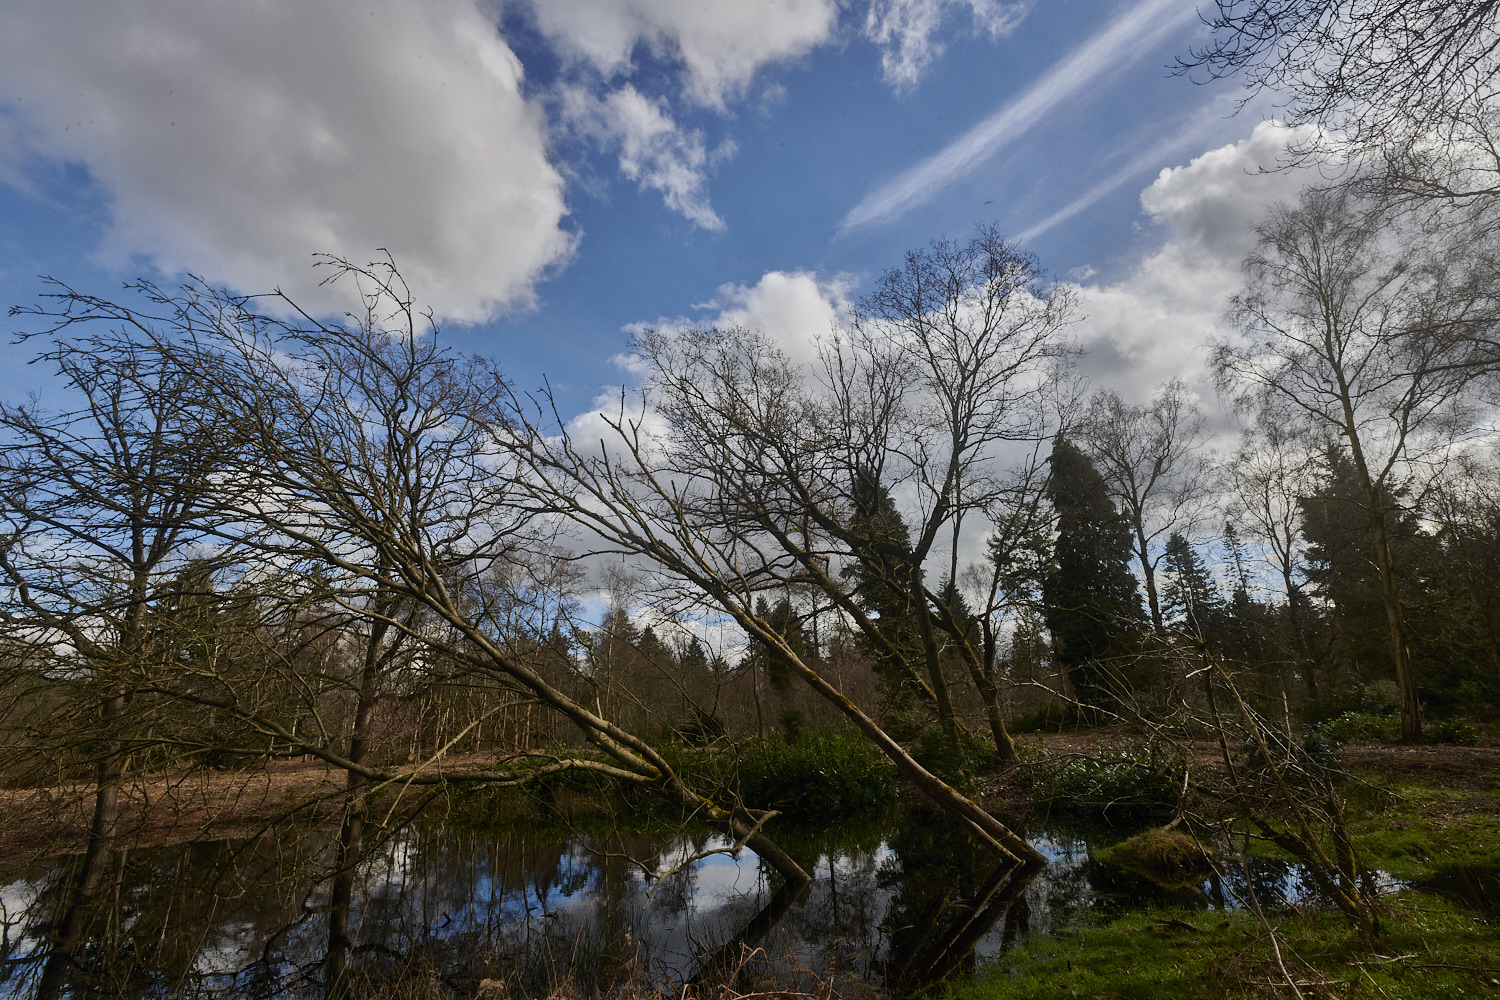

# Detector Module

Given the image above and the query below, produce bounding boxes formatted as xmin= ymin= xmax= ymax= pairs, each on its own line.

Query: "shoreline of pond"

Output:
xmin=4 ymin=734 xmax=1498 ymax=868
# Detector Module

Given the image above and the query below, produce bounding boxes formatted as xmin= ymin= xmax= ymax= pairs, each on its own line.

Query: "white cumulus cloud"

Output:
xmin=624 ymin=269 xmax=852 ymax=367
xmin=559 ymin=84 xmax=730 ymax=231
xmin=864 ymin=0 xmax=1029 ymax=91
xmin=0 ymin=0 xmax=573 ymax=322
xmin=521 ymin=0 xmax=840 ymax=109
xmin=700 ymin=270 xmax=853 ymax=364
xmin=1072 ymin=122 xmax=1319 ymax=401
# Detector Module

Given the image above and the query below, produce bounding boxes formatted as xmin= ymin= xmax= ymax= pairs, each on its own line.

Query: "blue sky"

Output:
xmin=0 ymin=0 xmax=1317 ymax=417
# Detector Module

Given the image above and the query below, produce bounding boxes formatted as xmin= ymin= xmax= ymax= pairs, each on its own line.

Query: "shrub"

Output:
xmin=656 ymin=726 xmax=898 ymax=819
xmin=777 ymin=709 xmax=806 ymax=744
xmin=675 ymin=707 xmax=726 ymax=746
xmin=1426 ymin=717 xmax=1480 ymax=746
xmin=909 ymin=726 xmax=997 ymax=792
xmin=729 ymin=727 xmax=897 ymax=816
xmin=1318 ymin=711 xmax=1398 ymax=745
xmin=1299 ymin=681 xmax=1399 ymax=724
xmin=1020 ymin=746 xmax=1179 ymax=821
xmin=1008 ymin=700 xmax=1079 ymax=733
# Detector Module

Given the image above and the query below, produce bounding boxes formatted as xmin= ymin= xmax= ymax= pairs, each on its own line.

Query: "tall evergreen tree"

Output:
xmin=744 ymin=595 xmax=808 ymax=693
xmin=845 ymin=469 xmax=926 ymax=711
xmin=1161 ymin=532 xmax=1222 ymax=636
xmin=1042 ymin=436 xmax=1144 ymax=709
xmin=1299 ymin=446 xmax=1415 ymax=684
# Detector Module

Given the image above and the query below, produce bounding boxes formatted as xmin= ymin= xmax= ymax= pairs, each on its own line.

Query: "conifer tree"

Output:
xmin=1161 ymin=532 xmax=1222 ymax=636
xmin=1042 ymin=436 xmax=1144 ymax=710
xmin=845 ymin=469 xmax=926 ymax=712
xmin=744 ymin=597 xmax=797 ymax=692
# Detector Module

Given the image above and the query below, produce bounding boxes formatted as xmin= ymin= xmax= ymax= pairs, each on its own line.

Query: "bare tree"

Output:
xmin=854 ymin=225 xmax=1078 ymax=589
xmin=848 ymin=226 xmax=1078 ymax=748
xmin=1226 ymin=413 xmax=1325 ymax=695
xmin=192 ymin=262 xmax=809 ymax=893
xmin=5 ymin=263 xmax=819 ymax=996
xmin=1180 ymin=0 xmax=1500 ymax=228
xmin=1216 ymin=184 xmax=1500 ymax=740
xmin=1182 ymin=1 xmax=1500 ymax=154
xmin=503 ymin=259 xmax=1071 ymax=859
xmin=959 ymin=443 xmax=1058 ymax=746
xmin=0 ymin=295 xmax=231 ymax=998
xmin=1076 ymin=380 xmax=1213 ymax=634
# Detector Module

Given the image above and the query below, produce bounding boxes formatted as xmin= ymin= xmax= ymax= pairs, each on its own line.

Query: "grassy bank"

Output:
xmin=953 ymin=894 xmax=1494 ymax=1000
xmin=951 ymin=753 xmax=1500 ymax=1000
xmin=1344 ymin=780 xmax=1500 ymax=877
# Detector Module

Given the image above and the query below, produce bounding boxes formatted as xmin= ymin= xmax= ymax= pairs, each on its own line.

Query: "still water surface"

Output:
xmin=0 ymin=811 xmax=1359 ymax=998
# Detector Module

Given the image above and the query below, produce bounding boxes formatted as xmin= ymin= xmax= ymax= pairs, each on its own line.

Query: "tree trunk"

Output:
xmin=1366 ymin=507 xmax=1421 ymax=741
xmin=982 ymin=693 xmax=1019 ymax=764
xmin=35 ymin=690 xmax=127 ymax=1000
xmin=1282 ymin=571 xmax=1319 ymax=699
xmin=973 ymin=618 xmax=1019 ymax=763
xmin=324 ymin=614 xmax=388 ymax=999
xmin=1137 ymin=527 xmax=1164 ymax=633
xmin=911 ymin=564 xmax=960 ymax=747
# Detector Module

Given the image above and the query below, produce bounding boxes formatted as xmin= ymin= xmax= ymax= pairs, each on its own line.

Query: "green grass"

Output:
xmin=1343 ymin=780 xmax=1500 ymax=878
xmin=952 ymin=773 xmax=1500 ymax=1000
xmin=952 ymin=895 xmax=1497 ymax=1000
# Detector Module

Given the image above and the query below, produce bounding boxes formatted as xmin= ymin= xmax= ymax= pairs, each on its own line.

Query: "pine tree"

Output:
xmin=1042 ymin=436 xmax=1144 ymax=709
xmin=744 ymin=595 xmax=807 ymax=693
xmin=1299 ymin=446 xmax=1414 ymax=682
xmin=1161 ymin=532 xmax=1222 ymax=636
xmin=845 ymin=468 xmax=925 ymax=710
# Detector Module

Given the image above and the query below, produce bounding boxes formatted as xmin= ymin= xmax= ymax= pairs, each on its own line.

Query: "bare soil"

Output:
xmin=0 ymin=752 xmax=502 ymax=867
xmin=979 ymin=731 xmax=1500 ymax=808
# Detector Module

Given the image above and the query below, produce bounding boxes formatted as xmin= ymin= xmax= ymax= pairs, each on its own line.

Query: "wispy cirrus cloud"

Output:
xmin=1015 ymin=103 xmax=1235 ymax=245
xmin=838 ymin=0 xmax=1198 ymax=235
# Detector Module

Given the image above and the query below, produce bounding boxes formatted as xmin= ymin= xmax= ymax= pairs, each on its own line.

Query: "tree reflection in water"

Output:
xmin=1 ymin=813 xmax=1333 ymax=999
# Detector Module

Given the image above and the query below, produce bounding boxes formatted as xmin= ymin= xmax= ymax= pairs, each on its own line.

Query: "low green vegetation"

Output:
xmin=948 ymin=762 xmax=1500 ymax=1000
xmin=1311 ymin=710 xmax=1481 ymax=746
xmin=1098 ymin=827 xmax=1214 ymax=889
xmin=698 ymin=726 xmax=899 ymax=817
xmin=1019 ymin=745 xmax=1181 ymax=824
xmin=1344 ymin=781 xmax=1500 ymax=878
xmin=953 ymin=895 xmax=1496 ymax=1000
xmin=910 ymin=726 xmax=999 ymax=792
xmin=452 ymin=725 xmax=900 ymax=833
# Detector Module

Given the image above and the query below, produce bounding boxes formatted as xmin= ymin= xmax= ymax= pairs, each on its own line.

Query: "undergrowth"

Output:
xmin=663 ymin=726 xmax=898 ymax=817
xmin=1018 ymin=745 xmax=1180 ymax=823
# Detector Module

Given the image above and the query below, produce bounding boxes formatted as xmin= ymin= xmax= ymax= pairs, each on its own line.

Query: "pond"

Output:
xmin=0 ymin=807 xmax=1394 ymax=999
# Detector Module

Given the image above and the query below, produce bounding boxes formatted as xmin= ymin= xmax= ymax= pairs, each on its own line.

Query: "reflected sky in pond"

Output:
xmin=0 ymin=814 xmax=1398 ymax=999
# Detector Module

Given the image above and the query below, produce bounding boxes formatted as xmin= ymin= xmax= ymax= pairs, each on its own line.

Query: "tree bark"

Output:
xmin=1282 ymin=572 xmax=1319 ymax=699
xmin=35 ymin=689 xmax=127 ymax=1000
